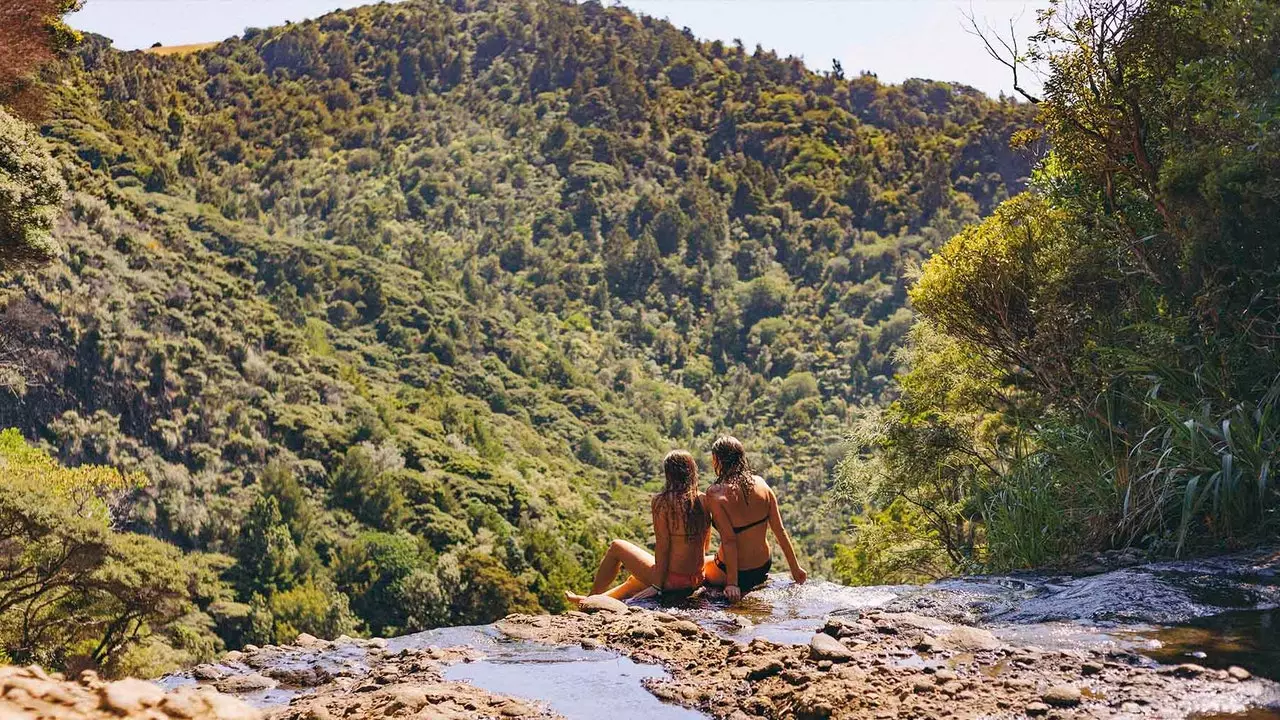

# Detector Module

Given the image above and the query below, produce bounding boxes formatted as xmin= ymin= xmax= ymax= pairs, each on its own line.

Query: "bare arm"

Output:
xmin=652 ymin=504 xmax=671 ymax=591
xmin=708 ymin=495 xmax=741 ymax=599
xmin=768 ymin=487 xmax=807 ymax=584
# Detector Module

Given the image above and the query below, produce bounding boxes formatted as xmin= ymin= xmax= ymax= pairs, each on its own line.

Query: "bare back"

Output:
xmin=707 ymin=475 xmax=775 ymax=570
xmin=654 ymin=493 xmax=712 ymax=576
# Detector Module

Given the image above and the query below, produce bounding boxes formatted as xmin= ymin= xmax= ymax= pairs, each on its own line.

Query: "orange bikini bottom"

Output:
xmin=665 ymin=569 xmax=706 ymax=590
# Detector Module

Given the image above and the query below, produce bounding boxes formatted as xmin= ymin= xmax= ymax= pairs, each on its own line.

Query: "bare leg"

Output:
xmin=591 ymin=539 xmax=657 ymax=594
xmin=566 ymin=540 xmax=658 ymax=605
xmin=606 ymin=575 xmax=647 ymax=600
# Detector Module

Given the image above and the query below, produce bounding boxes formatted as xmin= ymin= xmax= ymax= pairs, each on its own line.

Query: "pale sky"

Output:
xmin=70 ymin=0 xmax=1047 ymax=98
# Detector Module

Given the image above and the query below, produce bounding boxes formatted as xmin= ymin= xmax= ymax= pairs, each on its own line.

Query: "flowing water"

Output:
xmin=166 ymin=548 xmax=1280 ymax=718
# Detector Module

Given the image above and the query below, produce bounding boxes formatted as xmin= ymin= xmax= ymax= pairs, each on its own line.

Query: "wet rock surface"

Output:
xmin=0 ymin=665 xmax=259 ymax=719
xmin=157 ymin=634 xmax=559 ymax=719
xmin=269 ymin=645 xmax=558 ymax=720
xmin=497 ymin=607 xmax=1280 ymax=719
xmin=139 ymin=548 xmax=1280 ymax=719
xmin=885 ymin=548 xmax=1280 ymax=627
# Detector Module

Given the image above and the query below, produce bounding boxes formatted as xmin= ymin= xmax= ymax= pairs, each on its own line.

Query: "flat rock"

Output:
xmin=809 ymin=633 xmax=855 ymax=662
xmin=214 ymin=673 xmax=278 ymax=693
xmin=670 ymin=620 xmax=701 ymax=636
xmin=192 ymin=664 xmax=226 ymax=681
xmin=1170 ymin=663 xmax=1208 ymax=678
xmin=578 ymin=595 xmax=629 ymax=615
xmin=1042 ymin=684 xmax=1082 ymax=707
xmin=1227 ymin=666 xmax=1252 ymax=681
xmin=940 ymin=625 xmax=1001 ymax=651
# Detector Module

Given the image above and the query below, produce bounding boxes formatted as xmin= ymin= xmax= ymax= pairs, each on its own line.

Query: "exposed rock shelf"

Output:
xmin=154 ymin=549 xmax=1280 ymax=719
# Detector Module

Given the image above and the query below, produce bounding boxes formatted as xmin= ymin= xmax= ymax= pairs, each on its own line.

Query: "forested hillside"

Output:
xmin=0 ymin=0 xmax=1034 ymax=672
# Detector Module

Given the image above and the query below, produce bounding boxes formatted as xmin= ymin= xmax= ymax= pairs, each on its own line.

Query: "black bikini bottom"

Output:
xmin=715 ymin=557 xmax=772 ymax=591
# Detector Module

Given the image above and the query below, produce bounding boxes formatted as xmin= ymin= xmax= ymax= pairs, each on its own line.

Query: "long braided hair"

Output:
xmin=652 ymin=450 xmax=708 ymax=536
xmin=711 ymin=435 xmax=755 ymax=505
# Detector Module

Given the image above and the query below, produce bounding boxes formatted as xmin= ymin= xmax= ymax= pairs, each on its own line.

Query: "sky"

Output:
xmin=69 ymin=0 xmax=1048 ymax=98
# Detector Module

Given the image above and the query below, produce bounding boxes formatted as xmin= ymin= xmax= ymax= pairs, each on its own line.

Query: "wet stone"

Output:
xmin=1227 ymin=666 xmax=1251 ymax=681
xmin=192 ymin=665 xmax=225 ymax=681
xmin=213 ymin=674 xmax=277 ymax=694
xmin=1169 ymin=663 xmax=1207 ymax=678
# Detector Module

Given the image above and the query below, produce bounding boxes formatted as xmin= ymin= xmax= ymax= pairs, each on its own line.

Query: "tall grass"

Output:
xmin=982 ymin=423 xmax=1122 ymax=570
xmin=1124 ymin=372 xmax=1280 ymax=555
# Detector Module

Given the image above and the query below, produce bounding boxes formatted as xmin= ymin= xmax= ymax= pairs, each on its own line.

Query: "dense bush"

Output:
xmin=0 ymin=429 xmax=229 ymax=677
xmin=837 ymin=0 xmax=1280 ymax=581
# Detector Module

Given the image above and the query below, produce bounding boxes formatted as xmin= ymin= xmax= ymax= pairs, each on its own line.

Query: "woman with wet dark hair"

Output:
xmin=703 ymin=435 xmax=807 ymax=601
xmin=566 ymin=450 xmax=711 ymax=603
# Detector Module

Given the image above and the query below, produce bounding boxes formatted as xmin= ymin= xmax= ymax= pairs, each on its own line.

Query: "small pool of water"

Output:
xmin=442 ymin=639 xmax=704 ymax=720
xmin=1140 ymin=609 xmax=1280 ymax=682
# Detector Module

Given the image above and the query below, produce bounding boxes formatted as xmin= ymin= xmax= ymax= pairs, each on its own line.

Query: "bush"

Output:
xmin=0 ymin=107 xmax=65 ymax=272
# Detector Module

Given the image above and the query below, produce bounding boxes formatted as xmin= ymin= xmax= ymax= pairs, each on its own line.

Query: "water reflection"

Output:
xmin=1140 ymin=609 xmax=1280 ymax=681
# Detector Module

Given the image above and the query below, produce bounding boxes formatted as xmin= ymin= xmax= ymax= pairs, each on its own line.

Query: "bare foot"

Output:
xmin=564 ymin=591 xmax=587 ymax=605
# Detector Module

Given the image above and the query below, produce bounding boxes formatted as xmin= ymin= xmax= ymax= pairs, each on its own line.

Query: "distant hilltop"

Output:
xmin=143 ymin=41 xmax=219 ymax=56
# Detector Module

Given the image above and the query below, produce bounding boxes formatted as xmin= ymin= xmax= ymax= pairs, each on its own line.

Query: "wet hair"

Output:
xmin=652 ymin=450 xmax=707 ymax=536
xmin=711 ymin=435 xmax=756 ymax=504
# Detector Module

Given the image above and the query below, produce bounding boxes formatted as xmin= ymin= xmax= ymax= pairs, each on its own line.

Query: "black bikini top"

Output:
xmin=731 ymin=514 xmax=769 ymax=534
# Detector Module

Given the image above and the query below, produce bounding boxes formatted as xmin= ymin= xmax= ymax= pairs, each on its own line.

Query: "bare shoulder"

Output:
xmin=705 ymin=485 xmax=730 ymax=508
xmin=753 ymin=475 xmax=778 ymax=503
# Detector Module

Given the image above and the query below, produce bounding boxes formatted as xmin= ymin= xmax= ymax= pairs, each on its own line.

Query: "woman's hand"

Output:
xmin=724 ymin=584 xmax=742 ymax=602
xmin=791 ymin=566 xmax=808 ymax=585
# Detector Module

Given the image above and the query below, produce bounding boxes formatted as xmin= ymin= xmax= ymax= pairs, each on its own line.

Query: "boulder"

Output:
xmin=940 ymin=626 xmax=1001 ymax=651
xmin=98 ymin=678 xmax=166 ymax=714
xmin=294 ymin=633 xmax=323 ymax=647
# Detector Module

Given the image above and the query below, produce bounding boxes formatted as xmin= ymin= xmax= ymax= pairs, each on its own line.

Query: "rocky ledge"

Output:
xmin=267 ymin=643 xmax=557 ymax=720
xmin=174 ymin=634 xmax=561 ymax=720
xmin=494 ymin=600 xmax=1276 ymax=719
xmin=0 ymin=665 xmax=258 ymax=719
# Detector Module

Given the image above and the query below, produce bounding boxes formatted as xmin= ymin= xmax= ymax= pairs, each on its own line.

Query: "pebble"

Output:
xmin=1227 ymin=666 xmax=1252 ymax=681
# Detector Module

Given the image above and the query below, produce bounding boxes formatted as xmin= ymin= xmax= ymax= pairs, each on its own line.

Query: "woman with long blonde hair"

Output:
xmin=703 ymin=435 xmax=807 ymax=601
xmin=566 ymin=450 xmax=711 ymax=603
